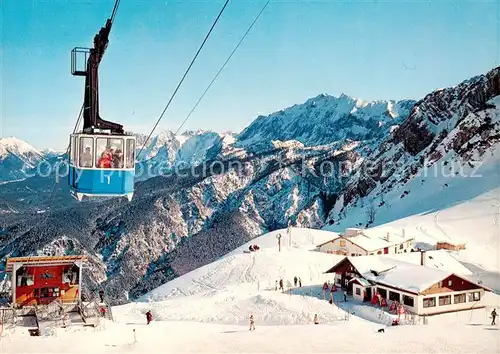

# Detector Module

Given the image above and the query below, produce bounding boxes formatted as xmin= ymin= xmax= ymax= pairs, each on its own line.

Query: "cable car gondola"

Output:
xmin=68 ymin=8 xmax=135 ymax=202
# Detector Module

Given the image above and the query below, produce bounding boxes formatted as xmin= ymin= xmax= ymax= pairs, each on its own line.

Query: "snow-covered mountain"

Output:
xmin=324 ymin=66 xmax=500 ymax=229
xmin=237 ymin=94 xmax=415 ymax=150
xmin=0 ymin=137 xmax=44 ymax=183
xmin=40 ymin=148 xmax=66 ymax=158
xmin=136 ymin=130 xmax=232 ymax=181
xmin=0 ymin=66 xmax=498 ymax=306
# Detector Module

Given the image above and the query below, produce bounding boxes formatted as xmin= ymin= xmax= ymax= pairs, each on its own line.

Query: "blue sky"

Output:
xmin=1 ymin=0 xmax=498 ymax=149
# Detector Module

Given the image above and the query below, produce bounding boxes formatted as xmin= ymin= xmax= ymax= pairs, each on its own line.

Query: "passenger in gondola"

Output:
xmin=80 ymin=146 xmax=93 ymax=167
xmin=98 ymin=150 xmax=112 ymax=168
xmin=113 ymin=149 xmax=124 ymax=168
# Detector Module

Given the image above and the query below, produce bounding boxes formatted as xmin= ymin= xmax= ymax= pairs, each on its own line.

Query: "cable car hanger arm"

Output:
xmin=72 ymin=0 xmax=123 ymax=135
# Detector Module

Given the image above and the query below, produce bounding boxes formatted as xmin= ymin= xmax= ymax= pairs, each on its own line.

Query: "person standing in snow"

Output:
xmin=279 ymin=279 xmax=284 ymax=291
xmin=294 ymin=276 xmax=298 ymax=287
xmin=98 ymin=290 xmax=104 ymax=303
xmin=249 ymin=314 xmax=255 ymax=331
xmin=322 ymin=282 xmax=329 ymax=299
xmin=491 ymin=309 xmax=497 ymax=325
xmin=298 ymin=277 xmax=302 ymax=287
xmin=146 ymin=310 xmax=153 ymax=325
xmin=275 ymin=280 xmax=278 ymax=291
xmin=343 ymin=290 xmax=347 ymax=302
xmin=313 ymin=314 xmax=319 ymax=324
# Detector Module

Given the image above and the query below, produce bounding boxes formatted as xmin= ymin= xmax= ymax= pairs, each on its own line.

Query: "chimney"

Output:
xmin=420 ymin=250 xmax=426 ymax=266
xmin=402 ymin=228 xmax=406 ymax=239
xmin=386 ymin=232 xmax=390 ymax=242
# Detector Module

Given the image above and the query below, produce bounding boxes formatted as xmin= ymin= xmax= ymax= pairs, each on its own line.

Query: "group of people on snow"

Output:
xmin=275 ymin=276 xmax=302 ymax=291
xmin=248 ymin=244 xmax=260 ymax=252
xmin=293 ymin=276 xmax=302 ymax=287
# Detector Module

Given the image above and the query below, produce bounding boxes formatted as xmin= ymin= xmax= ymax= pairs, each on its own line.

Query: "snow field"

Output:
xmin=2 ymin=319 xmax=499 ymax=353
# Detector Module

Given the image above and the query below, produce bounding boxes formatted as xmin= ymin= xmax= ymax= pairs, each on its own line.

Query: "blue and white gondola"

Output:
xmin=68 ymin=133 xmax=136 ymax=201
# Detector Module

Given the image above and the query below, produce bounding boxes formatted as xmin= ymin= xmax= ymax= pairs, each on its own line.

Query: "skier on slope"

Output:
xmin=279 ymin=279 xmax=284 ymax=291
xmin=146 ymin=310 xmax=153 ymax=325
xmin=294 ymin=276 xmax=298 ymax=287
xmin=491 ymin=309 xmax=497 ymax=325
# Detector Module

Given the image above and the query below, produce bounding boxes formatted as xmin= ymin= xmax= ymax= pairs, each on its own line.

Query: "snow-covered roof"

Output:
xmin=383 ymin=250 xmax=472 ymax=275
xmin=342 ymin=230 xmax=412 ymax=252
xmin=361 ymin=261 xmax=452 ymax=294
xmin=316 ymin=236 xmax=340 ymax=247
xmin=325 ymin=252 xmax=488 ymax=294
xmin=348 ymin=277 xmax=372 ymax=287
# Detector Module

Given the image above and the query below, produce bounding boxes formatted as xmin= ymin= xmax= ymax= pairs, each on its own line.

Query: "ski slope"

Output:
xmin=354 ymin=188 xmax=500 ymax=274
xmin=2 ymin=227 xmax=499 ymax=353
xmin=113 ymin=228 xmax=345 ymax=325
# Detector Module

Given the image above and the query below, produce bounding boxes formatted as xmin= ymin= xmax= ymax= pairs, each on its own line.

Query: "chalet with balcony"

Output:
xmin=324 ymin=251 xmax=491 ymax=316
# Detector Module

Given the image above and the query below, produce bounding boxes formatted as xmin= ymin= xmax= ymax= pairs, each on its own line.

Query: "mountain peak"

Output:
xmin=0 ymin=136 xmax=42 ymax=157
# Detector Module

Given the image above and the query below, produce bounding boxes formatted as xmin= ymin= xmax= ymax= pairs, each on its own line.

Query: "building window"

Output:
xmin=454 ymin=293 xmax=466 ymax=304
xmin=399 ymin=244 xmax=403 ymax=249
xmin=447 ymin=280 xmax=452 ymax=287
xmin=423 ymin=297 xmax=436 ymax=308
xmin=16 ymin=268 xmax=34 ymax=287
xmin=468 ymin=292 xmax=481 ymax=302
xmin=79 ymin=137 xmax=94 ymax=167
xmin=355 ymin=288 xmax=361 ymax=295
xmin=377 ymin=288 xmax=387 ymax=299
xmin=62 ymin=266 xmax=80 ymax=285
xmin=340 ymin=240 xmax=346 ymax=247
xmin=40 ymin=271 xmax=55 ymax=280
xmin=40 ymin=287 xmax=60 ymax=298
xmin=389 ymin=291 xmax=400 ymax=302
xmin=403 ymin=295 xmax=414 ymax=307
xmin=377 ymin=250 xmax=382 ymax=255
xmin=439 ymin=295 xmax=451 ymax=306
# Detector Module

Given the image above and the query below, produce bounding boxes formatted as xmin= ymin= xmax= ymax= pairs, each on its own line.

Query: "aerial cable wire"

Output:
xmin=110 ymin=0 xmax=121 ymax=24
xmin=137 ymin=0 xmax=231 ymax=160
xmin=173 ymin=0 xmax=271 ymax=136
xmin=132 ymin=0 xmax=269 ymax=199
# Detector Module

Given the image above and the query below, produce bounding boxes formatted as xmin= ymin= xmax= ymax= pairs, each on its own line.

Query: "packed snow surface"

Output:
xmin=2 ymin=320 xmax=499 ymax=353
xmin=1 ymin=228 xmax=500 ymax=353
